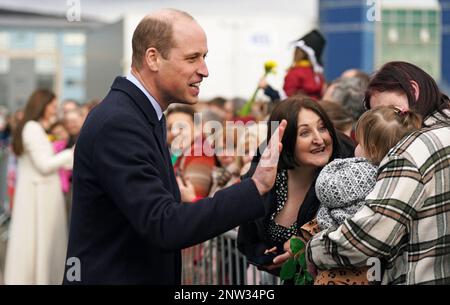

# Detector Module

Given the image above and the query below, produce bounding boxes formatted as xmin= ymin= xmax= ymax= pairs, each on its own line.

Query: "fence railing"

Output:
xmin=181 ymin=229 xmax=281 ymax=285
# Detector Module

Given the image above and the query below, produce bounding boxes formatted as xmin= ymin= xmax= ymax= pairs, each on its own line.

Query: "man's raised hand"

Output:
xmin=251 ymin=119 xmax=287 ymax=195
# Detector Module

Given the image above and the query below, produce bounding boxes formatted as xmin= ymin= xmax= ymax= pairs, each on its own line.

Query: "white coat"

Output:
xmin=4 ymin=120 xmax=73 ymax=284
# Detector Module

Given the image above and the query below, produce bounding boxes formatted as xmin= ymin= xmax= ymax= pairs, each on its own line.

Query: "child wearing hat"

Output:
xmin=300 ymin=106 xmax=422 ymax=284
xmin=283 ymin=29 xmax=326 ymax=99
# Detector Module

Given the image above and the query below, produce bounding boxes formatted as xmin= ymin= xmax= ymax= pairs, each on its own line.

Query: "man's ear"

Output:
xmin=410 ymin=80 xmax=420 ymax=101
xmin=145 ymin=47 xmax=159 ymax=72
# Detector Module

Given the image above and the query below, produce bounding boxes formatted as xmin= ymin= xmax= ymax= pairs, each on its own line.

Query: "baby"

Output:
xmin=311 ymin=105 xmax=422 ymax=284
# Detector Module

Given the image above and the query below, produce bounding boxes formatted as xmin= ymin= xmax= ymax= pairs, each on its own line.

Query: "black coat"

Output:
xmin=63 ymin=77 xmax=267 ymax=284
xmin=237 ymin=133 xmax=354 ymax=263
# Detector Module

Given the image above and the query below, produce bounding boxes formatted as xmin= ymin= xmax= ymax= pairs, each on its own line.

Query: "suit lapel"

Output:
xmin=153 ymin=124 xmax=171 ymax=168
xmin=110 ymin=77 xmax=180 ymax=200
xmin=111 ymin=77 xmax=158 ymax=126
xmin=110 ymin=77 xmax=169 ymax=166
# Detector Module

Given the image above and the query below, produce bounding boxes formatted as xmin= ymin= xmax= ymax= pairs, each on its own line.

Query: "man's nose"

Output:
xmin=198 ymin=60 xmax=209 ymax=78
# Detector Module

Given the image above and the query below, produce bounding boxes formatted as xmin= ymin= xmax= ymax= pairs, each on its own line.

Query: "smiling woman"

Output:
xmin=237 ymin=95 xmax=355 ymax=279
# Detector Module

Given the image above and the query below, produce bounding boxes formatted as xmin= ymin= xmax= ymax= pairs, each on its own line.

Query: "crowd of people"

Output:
xmin=0 ymin=8 xmax=449 ymax=285
xmin=0 ymin=94 xmax=98 ymax=284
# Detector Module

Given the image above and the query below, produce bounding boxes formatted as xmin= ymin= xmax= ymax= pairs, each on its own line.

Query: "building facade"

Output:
xmin=319 ymin=0 xmax=443 ymax=85
xmin=0 ymin=8 xmax=102 ymax=111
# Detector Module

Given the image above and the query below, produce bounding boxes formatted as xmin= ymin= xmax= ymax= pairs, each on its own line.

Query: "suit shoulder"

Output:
xmin=85 ymin=93 xmax=146 ymax=130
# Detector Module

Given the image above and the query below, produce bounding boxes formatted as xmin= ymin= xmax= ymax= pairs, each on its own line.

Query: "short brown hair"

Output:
xmin=131 ymin=9 xmax=193 ymax=69
xmin=166 ymin=105 xmax=195 ymax=120
xmin=355 ymin=106 xmax=422 ymax=164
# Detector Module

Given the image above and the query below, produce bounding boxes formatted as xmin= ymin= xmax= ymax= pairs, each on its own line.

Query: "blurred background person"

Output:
xmin=168 ymin=105 xmax=215 ymax=200
xmin=283 ymin=29 xmax=326 ymax=99
xmin=208 ymin=125 xmax=243 ymax=197
xmin=80 ymin=99 xmax=101 ymax=121
xmin=64 ymin=109 xmax=84 ymax=148
xmin=238 ymin=130 xmax=260 ymax=177
xmin=48 ymin=121 xmax=73 ymax=221
xmin=3 ymin=109 xmax=25 ymax=215
xmin=225 ymin=97 xmax=247 ymax=122
xmin=323 ymin=74 xmax=369 ymax=122
xmin=207 ymin=97 xmax=227 ymax=121
xmin=4 ymin=89 xmax=73 ymax=285
xmin=0 ymin=107 xmax=11 ymax=216
xmin=49 ymin=121 xmax=70 ymax=145
xmin=340 ymin=68 xmax=370 ymax=80
xmin=258 ymin=76 xmax=281 ymax=103
xmin=59 ymin=99 xmax=80 ymax=119
xmin=318 ymin=100 xmax=354 ymax=139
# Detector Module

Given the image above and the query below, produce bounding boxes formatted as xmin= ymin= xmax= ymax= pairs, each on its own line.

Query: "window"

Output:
xmin=35 ymin=33 xmax=57 ymax=51
xmin=63 ymin=33 xmax=86 ymax=46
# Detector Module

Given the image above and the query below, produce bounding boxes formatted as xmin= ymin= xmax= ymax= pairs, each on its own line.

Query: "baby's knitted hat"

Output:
xmin=315 ymin=157 xmax=378 ymax=209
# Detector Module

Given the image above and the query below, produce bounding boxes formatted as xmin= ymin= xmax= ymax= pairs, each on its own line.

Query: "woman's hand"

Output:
xmin=176 ymin=176 xmax=196 ymax=203
xmin=265 ymin=252 xmax=291 ymax=270
xmin=283 ymin=235 xmax=307 ymax=255
xmin=260 ymin=240 xmax=292 ymax=271
xmin=264 ymin=235 xmax=308 ymax=270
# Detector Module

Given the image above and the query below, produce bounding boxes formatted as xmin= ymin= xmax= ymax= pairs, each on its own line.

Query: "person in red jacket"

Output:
xmin=283 ymin=29 xmax=326 ymax=100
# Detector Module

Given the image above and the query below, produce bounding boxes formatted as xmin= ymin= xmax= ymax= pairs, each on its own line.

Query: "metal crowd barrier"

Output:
xmin=181 ymin=229 xmax=281 ymax=285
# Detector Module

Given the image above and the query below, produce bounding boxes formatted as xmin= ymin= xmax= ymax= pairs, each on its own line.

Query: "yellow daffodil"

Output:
xmin=239 ymin=60 xmax=278 ymax=117
xmin=264 ymin=60 xmax=277 ymax=75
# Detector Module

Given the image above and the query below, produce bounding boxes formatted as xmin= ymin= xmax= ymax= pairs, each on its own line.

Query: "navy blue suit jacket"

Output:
xmin=63 ymin=77 xmax=266 ymax=284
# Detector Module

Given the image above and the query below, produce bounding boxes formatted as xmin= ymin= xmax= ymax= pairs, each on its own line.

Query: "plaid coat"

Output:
xmin=307 ymin=110 xmax=450 ymax=285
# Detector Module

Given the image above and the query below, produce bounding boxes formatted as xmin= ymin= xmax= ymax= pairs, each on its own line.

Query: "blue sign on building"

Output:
xmin=320 ymin=0 xmax=443 ymax=85
xmin=319 ymin=0 xmax=375 ymax=81
xmin=441 ymin=0 xmax=450 ymax=91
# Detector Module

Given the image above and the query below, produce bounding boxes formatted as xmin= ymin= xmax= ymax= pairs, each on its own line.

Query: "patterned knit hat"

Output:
xmin=315 ymin=157 xmax=378 ymax=209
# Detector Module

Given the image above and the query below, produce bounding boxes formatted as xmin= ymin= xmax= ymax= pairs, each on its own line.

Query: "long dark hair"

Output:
xmin=364 ymin=61 xmax=450 ymax=124
xmin=12 ymin=89 xmax=56 ymax=156
xmin=266 ymin=95 xmax=342 ymax=170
